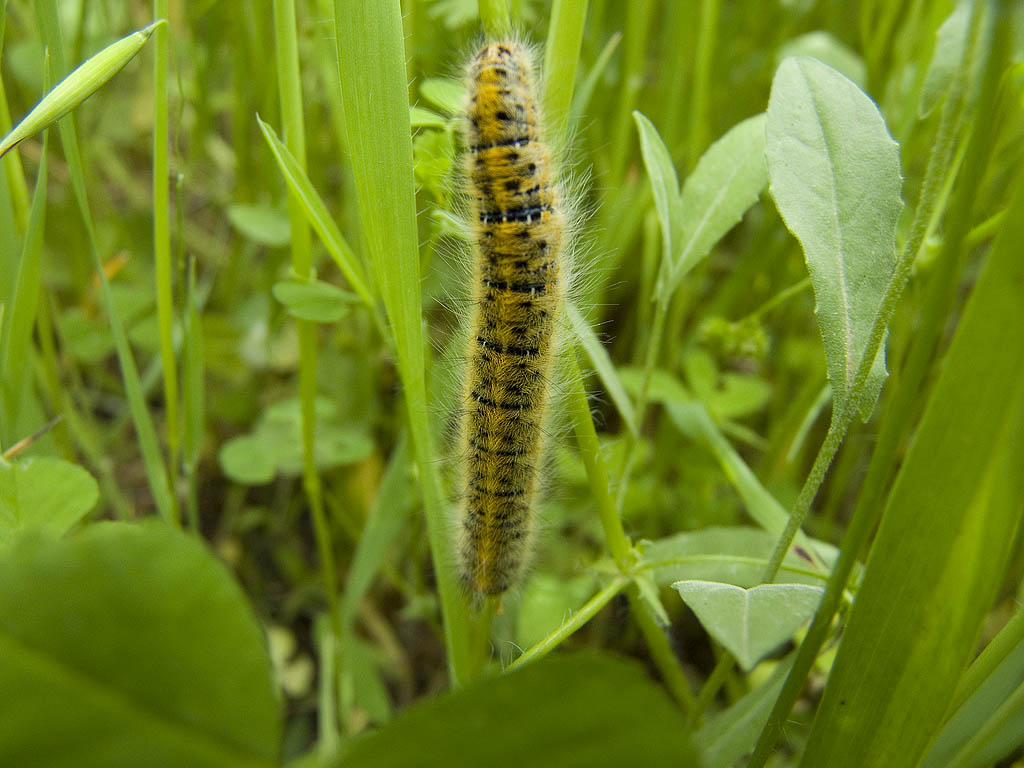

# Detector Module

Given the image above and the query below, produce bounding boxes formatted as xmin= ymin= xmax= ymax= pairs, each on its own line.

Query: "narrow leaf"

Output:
xmin=766 ymin=57 xmax=902 ymax=418
xmin=335 ymin=0 xmax=470 ymax=682
xmin=0 ymin=21 xmax=160 ymax=158
xmin=633 ymin=111 xmax=680 ymax=299
xmin=924 ymin=611 xmax=1024 ymax=768
xmin=696 ymin=655 xmax=797 ymax=768
xmin=567 ymin=301 xmax=638 ymax=436
xmin=257 ymin=116 xmax=373 ymax=306
xmin=665 ymin=400 xmax=826 ymax=569
xmin=0 ymin=130 xmax=47 ymax=418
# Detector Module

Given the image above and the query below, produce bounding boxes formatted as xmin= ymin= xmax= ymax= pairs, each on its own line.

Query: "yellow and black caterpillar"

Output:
xmin=457 ymin=41 xmax=565 ymax=599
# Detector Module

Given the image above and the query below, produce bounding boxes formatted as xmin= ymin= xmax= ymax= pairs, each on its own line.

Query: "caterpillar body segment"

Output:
xmin=457 ymin=41 xmax=565 ymax=600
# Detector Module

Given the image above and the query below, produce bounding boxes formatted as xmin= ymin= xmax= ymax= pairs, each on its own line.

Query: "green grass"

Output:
xmin=0 ymin=0 xmax=1022 ymax=766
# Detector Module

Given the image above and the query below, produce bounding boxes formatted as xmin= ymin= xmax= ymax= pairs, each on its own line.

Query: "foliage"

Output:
xmin=0 ymin=0 xmax=1022 ymax=766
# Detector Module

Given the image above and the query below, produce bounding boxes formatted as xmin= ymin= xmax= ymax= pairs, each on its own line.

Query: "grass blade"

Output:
xmin=0 ymin=21 xmax=161 ymax=159
xmin=0 ymin=131 xmax=47 ymax=435
xmin=333 ymin=0 xmax=472 ymax=684
xmin=35 ymin=0 xmax=175 ymax=523
xmin=256 ymin=116 xmax=375 ymax=310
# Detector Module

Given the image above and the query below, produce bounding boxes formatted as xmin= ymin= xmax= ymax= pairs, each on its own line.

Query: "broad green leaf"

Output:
xmin=924 ymin=610 xmax=1024 ymax=768
xmin=409 ymin=105 xmax=446 ymax=128
xmin=766 ymin=57 xmax=902 ymax=419
xmin=0 ymin=457 xmax=98 ymax=543
xmin=567 ymin=301 xmax=638 ymax=436
xmin=419 ymin=78 xmax=463 ymax=115
xmin=0 ymin=22 xmax=160 ymax=158
xmin=673 ymin=113 xmax=768 ymax=294
xmin=776 ymin=31 xmax=867 ymax=87
xmin=218 ymin=434 xmax=276 ymax=485
xmin=333 ymin=653 xmax=700 ymax=767
xmin=673 ymin=581 xmax=823 ymax=671
xmin=0 ymin=522 xmax=280 ymax=767
xmin=272 ymin=279 xmax=357 ymax=323
xmin=637 ymin=112 xmax=769 ymax=306
xmin=919 ymin=2 xmax=970 ymax=118
xmin=696 ymin=655 xmax=796 ymax=768
xmin=227 ymin=203 xmax=291 ymax=247
xmin=257 ymin=116 xmax=373 ymax=306
xmin=219 ymin=397 xmax=374 ymax=485
xmin=638 ymin=526 xmax=834 ymax=589
xmin=799 ymin=177 xmax=1024 ymax=768
xmin=571 ymin=31 xmax=621 ymax=120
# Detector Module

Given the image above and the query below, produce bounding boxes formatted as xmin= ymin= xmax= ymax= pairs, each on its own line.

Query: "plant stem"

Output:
xmin=478 ymin=0 xmax=511 ymax=38
xmin=543 ymin=0 xmax=589 ymax=155
xmin=688 ymin=648 xmax=735 ymax=726
xmin=686 ymin=0 xmax=720 ymax=171
xmin=506 ymin=575 xmax=629 ymax=671
xmin=152 ymin=0 xmax=179 ymax=515
xmin=567 ymin=355 xmax=631 ymax=568
xmin=273 ymin=0 xmax=342 ymax=742
xmin=630 ymin=582 xmax=697 ymax=715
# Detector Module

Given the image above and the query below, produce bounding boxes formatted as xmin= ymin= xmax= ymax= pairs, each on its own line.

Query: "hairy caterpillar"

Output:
xmin=456 ymin=40 xmax=565 ymax=600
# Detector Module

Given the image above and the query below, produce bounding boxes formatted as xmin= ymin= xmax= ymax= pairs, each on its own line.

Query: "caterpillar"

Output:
xmin=456 ymin=40 xmax=565 ymax=600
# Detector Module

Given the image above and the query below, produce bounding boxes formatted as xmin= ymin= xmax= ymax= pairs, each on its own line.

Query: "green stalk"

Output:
xmin=36 ymin=0 xmax=176 ymax=523
xmin=478 ymin=0 xmax=511 ymax=38
xmin=334 ymin=0 xmax=473 ymax=686
xmin=567 ymin=353 xmax=696 ymax=713
xmin=544 ymin=0 xmax=695 ymax=713
xmin=506 ymin=575 xmax=629 ymax=671
xmin=272 ymin=0 xmax=342 ymax=725
xmin=542 ymin=0 xmax=589 ymax=155
xmin=566 ymin=356 xmax=631 ymax=568
xmin=152 ymin=0 xmax=179 ymax=513
xmin=613 ymin=288 xmax=666 ymax=511
xmin=686 ymin=0 xmax=720 ymax=170
xmin=608 ymin=0 xmax=654 ymax=184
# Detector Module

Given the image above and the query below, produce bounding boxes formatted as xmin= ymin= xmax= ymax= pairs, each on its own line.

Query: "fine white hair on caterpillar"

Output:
xmin=454 ymin=39 xmax=568 ymax=601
